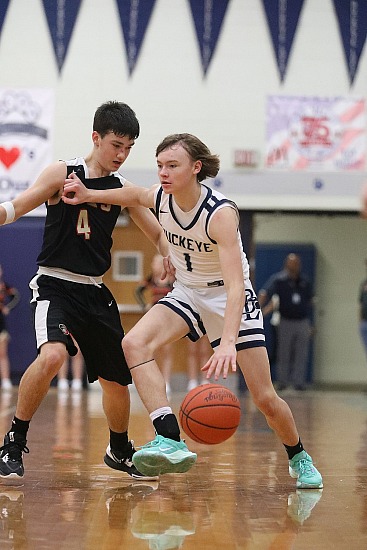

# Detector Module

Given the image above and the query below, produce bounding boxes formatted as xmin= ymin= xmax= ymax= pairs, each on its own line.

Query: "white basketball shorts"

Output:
xmin=159 ymin=279 xmax=266 ymax=351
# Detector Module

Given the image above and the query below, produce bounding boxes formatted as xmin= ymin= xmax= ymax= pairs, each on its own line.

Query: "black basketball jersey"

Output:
xmin=37 ymin=158 xmax=123 ymax=276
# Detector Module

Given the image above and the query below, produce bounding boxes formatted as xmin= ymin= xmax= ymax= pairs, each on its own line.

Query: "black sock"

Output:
xmin=153 ymin=413 xmax=180 ymax=442
xmin=109 ymin=430 xmax=129 ymax=453
xmin=10 ymin=417 xmax=30 ymax=439
xmin=284 ymin=438 xmax=304 ymax=460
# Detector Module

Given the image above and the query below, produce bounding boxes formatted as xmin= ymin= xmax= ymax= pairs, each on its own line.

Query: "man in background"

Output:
xmin=258 ymin=253 xmax=314 ymax=391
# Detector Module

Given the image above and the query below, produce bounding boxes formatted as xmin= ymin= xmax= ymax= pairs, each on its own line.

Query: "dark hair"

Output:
xmin=155 ymin=133 xmax=220 ymax=182
xmin=93 ymin=101 xmax=140 ymax=139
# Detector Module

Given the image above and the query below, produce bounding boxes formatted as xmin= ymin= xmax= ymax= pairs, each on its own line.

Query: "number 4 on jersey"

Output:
xmin=77 ymin=209 xmax=91 ymax=240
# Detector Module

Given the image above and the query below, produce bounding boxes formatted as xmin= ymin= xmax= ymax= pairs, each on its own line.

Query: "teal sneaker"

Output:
xmin=132 ymin=435 xmax=197 ymax=476
xmin=289 ymin=450 xmax=323 ymax=489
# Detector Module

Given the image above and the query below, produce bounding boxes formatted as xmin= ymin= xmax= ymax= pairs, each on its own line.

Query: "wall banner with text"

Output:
xmin=188 ymin=0 xmax=230 ymax=77
xmin=116 ymin=0 xmax=156 ymax=76
xmin=0 ymin=0 xmax=10 ymax=38
xmin=261 ymin=0 xmax=304 ymax=83
xmin=42 ymin=0 xmax=82 ymax=74
xmin=332 ymin=0 xmax=367 ymax=86
xmin=0 ymin=88 xmax=55 ymax=215
xmin=266 ymin=95 xmax=366 ymax=171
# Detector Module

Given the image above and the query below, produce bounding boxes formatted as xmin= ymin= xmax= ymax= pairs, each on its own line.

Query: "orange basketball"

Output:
xmin=179 ymin=383 xmax=241 ymax=444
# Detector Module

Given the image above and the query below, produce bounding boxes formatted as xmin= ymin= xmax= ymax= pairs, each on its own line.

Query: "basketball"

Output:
xmin=179 ymin=383 xmax=241 ymax=445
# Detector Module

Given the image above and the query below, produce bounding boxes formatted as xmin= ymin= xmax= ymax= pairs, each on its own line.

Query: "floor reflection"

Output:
xmin=287 ymin=489 xmax=323 ymax=525
xmin=0 ymin=488 xmax=26 ymax=548
xmin=105 ymin=484 xmax=159 ymax=530
xmin=0 ymin=389 xmax=366 ymax=548
xmin=105 ymin=483 xmax=197 ymax=549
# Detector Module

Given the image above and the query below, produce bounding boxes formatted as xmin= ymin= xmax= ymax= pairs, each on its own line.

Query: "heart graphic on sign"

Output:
xmin=0 ymin=147 xmax=21 ymax=169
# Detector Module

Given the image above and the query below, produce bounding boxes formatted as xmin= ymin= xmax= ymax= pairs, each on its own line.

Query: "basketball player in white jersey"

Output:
xmin=62 ymin=133 xmax=323 ymax=489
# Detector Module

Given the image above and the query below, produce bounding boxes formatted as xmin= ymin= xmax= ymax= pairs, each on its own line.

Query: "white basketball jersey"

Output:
xmin=154 ymin=185 xmax=249 ymax=287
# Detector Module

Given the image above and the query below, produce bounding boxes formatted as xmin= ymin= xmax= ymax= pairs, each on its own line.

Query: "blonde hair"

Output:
xmin=156 ymin=133 xmax=220 ymax=182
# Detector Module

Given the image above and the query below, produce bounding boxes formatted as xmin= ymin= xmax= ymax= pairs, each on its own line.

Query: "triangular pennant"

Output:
xmin=332 ymin=0 xmax=367 ymax=86
xmin=116 ymin=0 xmax=156 ymax=76
xmin=261 ymin=0 xmax=305 ymax=82
xmin=0 ymin=0 xmax=10 ymax=38
xmin=42 ymin=0 xmax=82 ymax=74
xmin=188 ymin=0 xmax=230 ymax=77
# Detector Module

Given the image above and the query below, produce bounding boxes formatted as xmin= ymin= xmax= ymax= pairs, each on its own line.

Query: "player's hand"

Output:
xmin=62 ymin=172 xmax=89 ymax=204
xmin=162 ymin=255 xmax=176 ymax=280
xmin=201 ymin=343 xmax=237 ymax=380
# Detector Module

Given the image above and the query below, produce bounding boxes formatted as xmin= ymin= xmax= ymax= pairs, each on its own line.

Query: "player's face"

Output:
xmin=93 ymin=131 xmax=135 ymax=173
xmin=157 ymin=145 xmax=201 ymax=194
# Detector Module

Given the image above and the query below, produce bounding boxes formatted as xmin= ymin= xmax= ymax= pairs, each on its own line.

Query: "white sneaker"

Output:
xmin=71 ymin=379 xmax=82 ymax=392
xmin=57 ymin=379 xmax=69 ymax=392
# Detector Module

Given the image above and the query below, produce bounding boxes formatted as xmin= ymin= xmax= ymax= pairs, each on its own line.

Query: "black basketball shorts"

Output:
xmin=29 ymin=273 xmax=131 ymax=386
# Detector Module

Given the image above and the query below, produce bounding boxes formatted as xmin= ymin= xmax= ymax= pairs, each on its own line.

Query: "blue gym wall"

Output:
xmin=0 ymin=218 xmax=45 ymax=382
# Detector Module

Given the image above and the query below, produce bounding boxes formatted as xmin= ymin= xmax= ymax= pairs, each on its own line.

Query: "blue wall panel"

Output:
xmin=0 ymin=218 xmax=45 ymax=382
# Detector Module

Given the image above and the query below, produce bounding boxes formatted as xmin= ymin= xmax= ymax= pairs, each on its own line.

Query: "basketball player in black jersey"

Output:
xmin=0 ymin=101 xmax=170 ymax=480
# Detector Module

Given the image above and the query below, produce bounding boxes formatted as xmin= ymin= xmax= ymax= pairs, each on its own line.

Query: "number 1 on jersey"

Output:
xmin=184 ymin=253 xmax=193 ymax=272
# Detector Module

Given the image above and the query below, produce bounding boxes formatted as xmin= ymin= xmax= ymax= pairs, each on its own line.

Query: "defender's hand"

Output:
xmin=62 ymin=172 xmax=89 ymax=204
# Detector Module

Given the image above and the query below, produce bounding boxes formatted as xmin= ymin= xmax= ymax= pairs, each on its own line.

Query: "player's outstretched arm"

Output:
xmin=129 ymin=205 xmax=169 ymax=257
xmin=0 ymin=161 xmax=67 ymax=225
xmin=62 ymin=173 xmax=155 ymax=209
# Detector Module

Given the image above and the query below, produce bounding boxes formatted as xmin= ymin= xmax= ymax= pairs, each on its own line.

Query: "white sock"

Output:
xmin=150 ymin=407 xmax=172 ymax=422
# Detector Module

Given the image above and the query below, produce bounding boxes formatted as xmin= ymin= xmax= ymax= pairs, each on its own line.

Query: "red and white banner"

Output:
xmin=0 ymin=88 xmax=55 ymax=215
xmin=266 ymin=95 xmax=366 ymax=171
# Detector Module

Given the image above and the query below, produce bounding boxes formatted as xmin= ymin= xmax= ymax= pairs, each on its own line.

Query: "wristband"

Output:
xmin=0 ymin=201 xmax=15 ymax=225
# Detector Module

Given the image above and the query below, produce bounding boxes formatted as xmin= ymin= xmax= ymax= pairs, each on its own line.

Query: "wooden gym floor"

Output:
xmin=0 ymin=384 xmax=366 ymax=549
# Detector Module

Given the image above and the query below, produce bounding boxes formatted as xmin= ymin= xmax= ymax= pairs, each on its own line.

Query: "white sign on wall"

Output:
xmin=266 ymin=95 xmax=366 ymax=171
xmin=0 ymin=88 xmax=54 ymax=216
